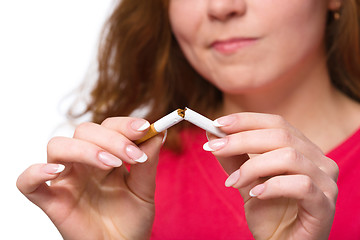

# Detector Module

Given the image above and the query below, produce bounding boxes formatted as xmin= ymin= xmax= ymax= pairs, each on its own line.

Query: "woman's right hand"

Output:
xmin=17 ymin=117 xmax=164 ymax=240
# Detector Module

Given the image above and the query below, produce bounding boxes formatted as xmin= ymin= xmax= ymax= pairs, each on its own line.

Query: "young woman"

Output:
xmin=17 ymin=0 xmax=360 ymax=239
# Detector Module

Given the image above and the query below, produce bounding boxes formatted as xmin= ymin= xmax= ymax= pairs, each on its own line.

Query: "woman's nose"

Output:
xmin=207 ymin=0 xmax=246 ymax=21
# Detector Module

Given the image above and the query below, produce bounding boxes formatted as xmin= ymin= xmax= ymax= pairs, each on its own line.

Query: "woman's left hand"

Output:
xmin=204 ymin=113 xmax=339 ymax=240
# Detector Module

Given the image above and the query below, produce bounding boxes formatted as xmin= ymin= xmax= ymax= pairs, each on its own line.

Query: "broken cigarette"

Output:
xmin=183 ymin=108 xmax=226 ymax=138
xmin=134 ymin=109 xmax=185 ymax=144
xmin=135 ymin=107 xmax=226 ymax=144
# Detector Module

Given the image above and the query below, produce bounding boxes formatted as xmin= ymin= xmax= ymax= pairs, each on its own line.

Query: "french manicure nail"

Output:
xmin=162 ymin=130 xmax=168 ymax=145
xmin=203 ymin=138 xmax=228 ymax=152
xmin=43 ymin=164 xmax=65 ymax=174
xmin=225 ymin=169 xmax=240 ymax=187
xmin=203 ymin=142 xmax=214 ymax=151
xmin=131 ymin=119 xmax=150 ymax=131
xmin=205 ymin=131 xmax=218 ymax=141
xmin=205 ymin=132 xmax=210 ymax=141
xmin=126 ymin=145 xmax=148 ymax=163
xmin=213 ymin=115 xmax=236 ymax=127
xmin=98 ymin=151 xmax=123 ymax=167
xmin=249 ymin=184 xmax=266 ymax=197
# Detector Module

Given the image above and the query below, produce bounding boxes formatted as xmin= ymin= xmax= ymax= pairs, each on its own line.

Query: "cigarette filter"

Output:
xmin=135 ymin=109 xmax=184 ymax=144
xmin=183 ymin=108 xmax=226 ymax=138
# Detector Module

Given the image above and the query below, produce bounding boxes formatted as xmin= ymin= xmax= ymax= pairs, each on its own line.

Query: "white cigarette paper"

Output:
xmin=135 ymin=109 xmax=184 ymax=144
xmin=135 ymin=107 xmax=226 ymax=144
xmin=153 ymin=109 xmax=184 ymax=132
xmin=184 ymin=108 xmax=226 ymax=138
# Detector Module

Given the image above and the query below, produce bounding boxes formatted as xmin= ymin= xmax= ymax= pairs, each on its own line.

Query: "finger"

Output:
xmin=249 ymin=175 xmax=336 ymax=224
xmin=127 ymin=133 xmax=165 ymax=203
xmin=204 ymin=130 xmax=250 ymax=175
xmin=205 ymin=131 xmax=218 ymax=141
xmin=213 ymin=112 xmax=300 ymax=137
xmin=17 ymin=163 xmax=65 ymax=207
xmin=205 ymin=128 xmax=337 ymax=182
xmin=226 ymin=147 xmax=336 ymax=195
xmin=73 ymin=122 xmax=148 ymax=164
xmin=204 ymin=128 xmax=323 ymax=160
xmin=213 ymin=113 xmax=325 ymax=155
xmin=48 ymin=136 xmax=123 ymax=170
xmin=101 ymin=117 xmax=150 ymax=140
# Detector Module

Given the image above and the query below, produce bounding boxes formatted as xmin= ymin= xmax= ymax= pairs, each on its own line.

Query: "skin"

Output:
xmin=17 ymin=118 xmax=165 ymax=240
xmin=17 ymin=0 xmax=360 ymax=239
xmin=169 ymin=0 xmax=359 ymax=239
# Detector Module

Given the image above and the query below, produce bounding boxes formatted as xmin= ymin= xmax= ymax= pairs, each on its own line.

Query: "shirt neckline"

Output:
xmin=326 ymin=126 xmax=360 ymax=158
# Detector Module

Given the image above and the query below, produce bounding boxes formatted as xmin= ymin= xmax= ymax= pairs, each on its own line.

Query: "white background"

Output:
xmin=0 ymin=1 xmax=114 ymax=238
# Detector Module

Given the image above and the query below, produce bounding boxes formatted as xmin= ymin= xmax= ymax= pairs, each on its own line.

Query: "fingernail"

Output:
xmin=205 ymin=131 xmax=217 ymax=141
xmin=98 ymin=151 xmax=123 ymax=167
xmin=213 ymin=115 xmax=236 ymax=127
xmin=42 ymin=164 xmax=65 ymax=174
xmin=131 ymin=119 xmax=150 ymax=131
xmin=225 ymin=169 xmax=240 ymax=187
xmin=249 ymin=184 xmax=266 ymax=197
xmin=203 ymin=138 xmax=228 ymax=151
xmin=162 ymin=130 xmax=168 ymax=145
xmin=205 ymin=132 xmax=210 ymax=141
xmin=126 ymin=145 xmax=148 ymax=163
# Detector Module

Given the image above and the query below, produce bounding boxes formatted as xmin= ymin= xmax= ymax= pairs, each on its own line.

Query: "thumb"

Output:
xmin=16 ymin=163 xmax=65 ymax=209
xmin=126 ymin=132 xmax=165 ymax=202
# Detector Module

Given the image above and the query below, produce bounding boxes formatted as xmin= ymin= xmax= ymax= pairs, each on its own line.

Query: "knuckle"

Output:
xmin=328 ymin=158 xmax=339 ymax=180
xmin=282 ymin=147 xmax=301 ymax=164
xmin=47 ymin=137 xmax=62 ymax=154
xmin=272 ymin=114 xmax=287 ymax=126
xmin=328 ymin=180 xmax=339 ymax=201
xmin=16 ymin=177 xmax=27 ymax=194
xmin=320 ymin=157 xmax=340 ymax=181
xmin=101 ymin=117 xmax=116 ymax=127
xmin=73 ymin=122 xmax=94 ymax=138
xmin=16 ymin=164 xmax=38 ymax=193
xmin=16 ymin=173 xmax=24 ymax=191
xmin=275 ymin=129 xmax=293 ymax=146
xmin=298 ymin=175 xmax=315 ymax=195
xmin=26 ymin=167 xmax=38 ymax=184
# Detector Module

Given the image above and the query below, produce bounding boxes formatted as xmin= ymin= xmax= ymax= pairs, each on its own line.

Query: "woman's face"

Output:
xmin=169 ymin=0 xmax=337 ymax=94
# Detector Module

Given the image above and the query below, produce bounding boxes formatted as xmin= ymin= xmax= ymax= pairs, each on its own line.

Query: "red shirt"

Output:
xmin=151 ymin=127 xmax=360 ymax=239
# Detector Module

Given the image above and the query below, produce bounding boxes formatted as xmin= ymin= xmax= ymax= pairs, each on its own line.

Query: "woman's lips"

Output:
xmin=211 ymin=38 xmax=257 ymax=54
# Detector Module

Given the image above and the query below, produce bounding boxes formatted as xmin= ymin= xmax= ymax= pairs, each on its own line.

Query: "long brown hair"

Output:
xmin=71 ymin=0 xmax=221 ymax=126
xmin=69 ymin=0 xmax=360 ymax=132
xmin=327 ymin=0 xmax=360 ymax=101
